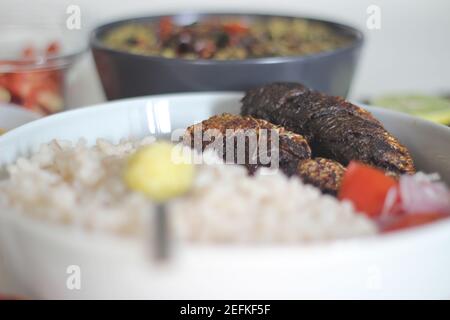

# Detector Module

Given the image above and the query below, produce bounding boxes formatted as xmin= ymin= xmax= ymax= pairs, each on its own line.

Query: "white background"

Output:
xmin=0 ymin=0 xmax=449 ymax=106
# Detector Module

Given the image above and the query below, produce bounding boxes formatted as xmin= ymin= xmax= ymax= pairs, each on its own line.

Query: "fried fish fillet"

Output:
xmin=185 ymin=113 xmax=311 ymax=175
xmin=241 ymin=82 xmax=415 ymax=175
xmin=297 ymin=158 xmax=346 ymax=196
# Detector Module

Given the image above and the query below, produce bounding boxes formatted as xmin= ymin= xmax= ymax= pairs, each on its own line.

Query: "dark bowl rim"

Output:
xmin=90 ymin=12 xmax=364 ymax=65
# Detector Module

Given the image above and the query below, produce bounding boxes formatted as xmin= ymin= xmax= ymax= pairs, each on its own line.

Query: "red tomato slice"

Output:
xmin=0 ymin=75 xmax=8 ymax=87
xmin=7 ymin=73 xmax=34 ymax=97
xmin=223 ymin=22 xmax=249 ymax=35
xmin=22 ymin=45 xmax=36 ymax=59
xmin=159 ymin=17 xmax=173 ymax=40
xmin=46 ymin=41 xmax=61 ymax=56
xmin=338 ymin=161 xmax=398 ymax=218
xmin=382 ymin=212 xmax=449 ymax=232
xmin=7 ymin=70 xmax=60 ymax=95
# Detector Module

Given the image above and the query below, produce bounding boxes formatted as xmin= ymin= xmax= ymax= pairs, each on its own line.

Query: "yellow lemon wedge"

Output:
xmin=124 ymin=142 xmax=194 ymax=202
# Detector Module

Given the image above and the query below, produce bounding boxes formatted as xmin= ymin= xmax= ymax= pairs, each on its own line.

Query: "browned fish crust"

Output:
xmin=185 ymin=113 xmax=311 ymax=175
xmin=241 ymin=82 xmax=416 ymax=175
xmin=297 ymin=158 xmax=346 ymax=196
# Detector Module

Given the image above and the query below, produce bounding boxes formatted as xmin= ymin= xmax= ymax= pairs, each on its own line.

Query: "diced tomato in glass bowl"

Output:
xmin=0 ymin=25 xmax=86 ymax=115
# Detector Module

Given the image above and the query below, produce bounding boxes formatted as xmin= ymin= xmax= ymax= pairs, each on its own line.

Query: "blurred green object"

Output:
xmin=372 ymin=95 xmax=450 ymax=125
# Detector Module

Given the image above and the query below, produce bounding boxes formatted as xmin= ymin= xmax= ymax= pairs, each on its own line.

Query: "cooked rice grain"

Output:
xmin=0 ymin=138 xmax=376 ymax=242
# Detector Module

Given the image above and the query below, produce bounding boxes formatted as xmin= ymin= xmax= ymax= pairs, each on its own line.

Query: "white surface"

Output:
xmin=0 ymin=105 xmax=40 ymax=294
xmin=1 ymin=0 xmax=449 ymax=106
xmin=0 ymin=104 xmax=41 ymax=131
xmin=0 ymin=92 xmax=449 ymax=299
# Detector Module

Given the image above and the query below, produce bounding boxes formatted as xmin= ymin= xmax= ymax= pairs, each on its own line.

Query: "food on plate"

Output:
xmin=0 ymin=83 xmax=448 ymax=241
xmin=185 ymin=113 xmax=346 ymax=194
xmin=241 ymin=82 xmax=416 ymax=176
xmin=338 ymin=162 xmax=450 ymax=231
xmin=0 ymin=128 xmax=5 ymax=135
xmin=180 ymin=83 xmax=448 ymax=232
xmin=0 ymin=138 xmax=376 ymax=242
xmin=0 ymin=42 xmax=64 ymax=115
xmin=381 ymin=171 xmax=450 ymax=217
xmin=124 ymin=142 xmax=195 ymax=201
xmin=297 ymin=158 xmax=345 ymax=196
xmin=184 ymin=113 xmax=311 ymax=175
xmin=102 ymin=17 xmax=352 ymax=60
xmin=338 ymin=162 xmax=398 ymax=217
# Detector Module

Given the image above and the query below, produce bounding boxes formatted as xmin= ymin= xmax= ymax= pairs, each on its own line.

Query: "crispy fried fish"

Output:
xmin=297 ymin=158 xmax=345 ymax=195
xmin=185 ymin=113 xmax=311 ymax=175
xmin=241 ymin=82 xmax=415 ymax=175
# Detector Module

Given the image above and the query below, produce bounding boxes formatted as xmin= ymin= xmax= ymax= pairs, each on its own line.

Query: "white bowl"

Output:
xmin=0 ymin=93 xmax=449 ymax=299
xmin=0 ymin=104 xmax=40 ymax=132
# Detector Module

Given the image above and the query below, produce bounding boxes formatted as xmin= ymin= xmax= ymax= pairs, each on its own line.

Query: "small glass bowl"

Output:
xmin=0 ymin=9 xmax=88 ymax=115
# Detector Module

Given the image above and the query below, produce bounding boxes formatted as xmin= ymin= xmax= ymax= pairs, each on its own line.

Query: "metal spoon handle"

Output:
xmin=154 ymin=203 xmax=169 ymax=261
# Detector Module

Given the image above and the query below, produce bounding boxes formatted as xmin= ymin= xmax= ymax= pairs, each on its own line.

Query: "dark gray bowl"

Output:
xmin=90 ymin=13 xmax=364 ymax=99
